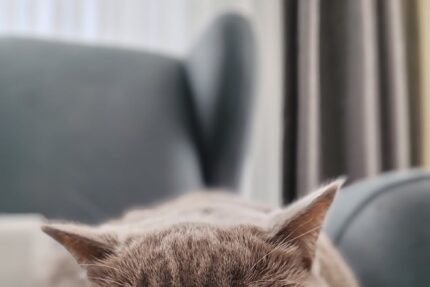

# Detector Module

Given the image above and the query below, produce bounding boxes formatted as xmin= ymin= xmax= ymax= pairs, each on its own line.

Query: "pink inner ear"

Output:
xmin=42 ymin=225 xmax=115 ymax=264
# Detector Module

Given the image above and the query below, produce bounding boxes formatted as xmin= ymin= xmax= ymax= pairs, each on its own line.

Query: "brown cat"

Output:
xmin=42 ymin=180 xmax=359 ymax=287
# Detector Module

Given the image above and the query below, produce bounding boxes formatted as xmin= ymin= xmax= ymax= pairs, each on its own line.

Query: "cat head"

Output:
xmin=42 ymin=180 xmax=343 ymax=287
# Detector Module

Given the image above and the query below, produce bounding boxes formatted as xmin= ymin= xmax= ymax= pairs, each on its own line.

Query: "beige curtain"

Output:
xmin=283 ymin=0 xmax=419 ymax=199
xmin=418 ymin=0 xmax=430 ymax=167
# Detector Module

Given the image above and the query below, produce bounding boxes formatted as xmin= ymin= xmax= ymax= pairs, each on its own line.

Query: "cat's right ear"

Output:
xmin=267 ymin=179 xmax=344 ymax=269
xmin=42 ymin=223 xmax=117 ymax=264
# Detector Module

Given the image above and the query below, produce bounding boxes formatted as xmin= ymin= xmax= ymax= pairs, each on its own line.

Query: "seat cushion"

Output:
xmin=0 ymin=38 xmax=202 ymax=222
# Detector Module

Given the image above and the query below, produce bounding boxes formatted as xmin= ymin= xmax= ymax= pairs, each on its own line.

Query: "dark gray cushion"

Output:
xmin=0 ymin=14 xmax=255 ymax=223
xmin=186 ymin=13 xmax=255 ymax=187
xmin=325 ymin=170 xmax=430 ymax=287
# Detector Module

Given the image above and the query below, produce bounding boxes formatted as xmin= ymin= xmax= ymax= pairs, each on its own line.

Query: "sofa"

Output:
xmin=325 ymin=169 xmax=430 ymax=287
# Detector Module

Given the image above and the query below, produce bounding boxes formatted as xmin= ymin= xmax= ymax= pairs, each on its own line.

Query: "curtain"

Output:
xmin=418 ymin=0 xmax=430 ymax=167
xmin=283 ymin=0 xmax=423 ymax=199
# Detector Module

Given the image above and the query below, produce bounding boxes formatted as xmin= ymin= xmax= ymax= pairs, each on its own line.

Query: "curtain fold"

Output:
xmin=378 ymin=0 xmax=411 ymax=170
xmin=344 ymin=0 xmax=381 ymax=181
xmin=417 ymin=0 xmax=430 ymax=167
xmin=296 ymin=0 xmax=321 ymax=197
xmin=283 ymin=0 xmax=418 ymax=198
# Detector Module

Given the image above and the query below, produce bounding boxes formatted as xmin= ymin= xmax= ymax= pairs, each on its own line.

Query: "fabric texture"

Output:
xmin=324 ymin=169 xmax=430 ymax=287
xmin=0 ymin=38 xmax=201 ymax=222
xmin=283 ymin=0 xmax=420 ymax=199
xmin=185 ymin=13 xmax=255 ymax=188
xmin=0 ymin=14 xmax=255 ymax=223
xmin=417 ymin=0 xmax=430 ymax=167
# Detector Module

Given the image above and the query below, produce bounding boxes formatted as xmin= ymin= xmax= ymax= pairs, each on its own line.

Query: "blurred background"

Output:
xmin=1 ymin=0 xmax=430 ymax=286
xmin=0 ymin=0 xmax=284 ymax=206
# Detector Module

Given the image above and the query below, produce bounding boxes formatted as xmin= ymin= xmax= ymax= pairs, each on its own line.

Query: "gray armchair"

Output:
xmin=0 ymin=14 xmax=255 ymax=223
xmin=325 ymin=169 xmax=430 ymax=287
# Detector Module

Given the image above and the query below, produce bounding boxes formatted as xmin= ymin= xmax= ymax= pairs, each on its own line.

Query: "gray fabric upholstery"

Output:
xmin=186 ymin=13 xmax=254 ymax=187
xmin=324 ymin=170 xmax=430 ymax=287
xmin=0 ymin=14 xmax=254 ymax=223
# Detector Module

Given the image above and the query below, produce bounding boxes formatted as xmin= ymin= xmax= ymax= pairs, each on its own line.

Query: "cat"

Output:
xmin=41 ymin=180 xmax=359 ymax=287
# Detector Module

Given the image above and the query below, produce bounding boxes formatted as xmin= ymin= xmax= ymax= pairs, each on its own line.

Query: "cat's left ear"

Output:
xmin=267 ymin=179 xmax=344 ymax=268
xmin=42 ymin=223 xmax=117 ymax=264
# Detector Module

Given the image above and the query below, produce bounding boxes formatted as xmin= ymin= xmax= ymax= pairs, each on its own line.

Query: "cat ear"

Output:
xmin=267 ymin=179 xmax=344 ymax=268
xmin=42 ymin=223 xmax=117 ymax=264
